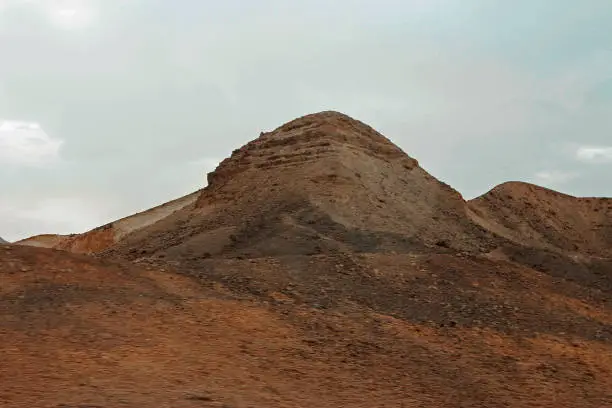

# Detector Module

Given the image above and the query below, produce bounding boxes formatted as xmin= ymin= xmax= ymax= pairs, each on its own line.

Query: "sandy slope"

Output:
xmin=1 ymin=244 xmax=611 ymax=407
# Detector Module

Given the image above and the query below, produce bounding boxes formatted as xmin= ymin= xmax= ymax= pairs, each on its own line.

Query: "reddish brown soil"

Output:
xmin=2 ymin=245 xmax=611 ymax=407
xmin=4 ymin=111 xmax=612 ymax=407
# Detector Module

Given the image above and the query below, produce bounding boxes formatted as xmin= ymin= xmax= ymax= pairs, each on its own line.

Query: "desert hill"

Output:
xmin=58 ymin=111 xmax=499 ymax=261
xmin=4 ymin=111 xmax=612 ymax=407
xmin=18 ymin=112 xmax=612 ymax=267
xmin=14 ymin=111 xmax=612 ymax=295
xmin=468 ymin=181 xmax=612 ymax=258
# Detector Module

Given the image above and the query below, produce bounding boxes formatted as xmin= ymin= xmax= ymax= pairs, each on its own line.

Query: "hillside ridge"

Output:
xmin=15 ymin=111 xmax=612 ymax=262
xmin=468 ymin=181 xmax=612 ymax=258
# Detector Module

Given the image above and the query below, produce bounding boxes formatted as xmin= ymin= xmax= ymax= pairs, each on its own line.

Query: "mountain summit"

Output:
xmin=100 ymin=111 xmax=496 ymax=260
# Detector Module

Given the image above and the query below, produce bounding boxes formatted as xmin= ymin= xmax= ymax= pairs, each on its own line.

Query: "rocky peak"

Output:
xmin=205 ymin=111 xmax=418 ymax=193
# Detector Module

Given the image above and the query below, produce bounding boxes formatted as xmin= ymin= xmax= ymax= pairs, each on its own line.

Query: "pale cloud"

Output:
xmin=0 ymin=120 xmax=63 ymax=166
xmin=0 ymin=0 xmax=32 ymax=13
xmin=0 ymin=0 xmax=100 ymax=30
xmin=575 ymin=146 xmax=612 ymax=163
xmin=43 ymin=0 xmax=100 ymax=30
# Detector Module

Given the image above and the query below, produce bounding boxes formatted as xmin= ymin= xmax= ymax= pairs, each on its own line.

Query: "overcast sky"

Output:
xmin=1 ymin=0 xmax=611 ymax=241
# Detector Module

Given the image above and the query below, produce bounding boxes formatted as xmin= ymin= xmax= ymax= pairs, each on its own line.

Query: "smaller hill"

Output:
xmin=467 ymin=181 xmax=612 ymax=258
xmin=15 ymin=234 xmax=66 ymax=248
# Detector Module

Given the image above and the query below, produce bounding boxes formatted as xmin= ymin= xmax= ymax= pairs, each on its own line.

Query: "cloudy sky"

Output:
xmin=0 ymin=0 xmax=611 ymax=241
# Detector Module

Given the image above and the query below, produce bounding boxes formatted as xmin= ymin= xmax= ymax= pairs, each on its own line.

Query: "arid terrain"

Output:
xmin=2 ymin=111 xmax=611 ymax=407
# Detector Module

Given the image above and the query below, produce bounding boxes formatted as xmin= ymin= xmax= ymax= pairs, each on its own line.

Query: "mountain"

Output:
xmin=0 ymin=237 xmax=7 ymax=244
xmin=5 ymin=111 xmax=611 ymax=407
xmin=19 ymin=112 xmax=612 ymax=265
xmin=48 ymin=111 xmax=498 ymax=261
